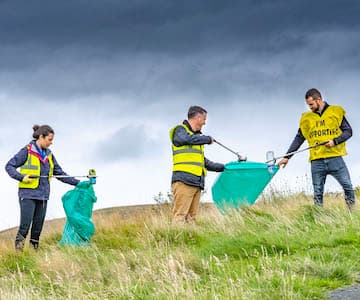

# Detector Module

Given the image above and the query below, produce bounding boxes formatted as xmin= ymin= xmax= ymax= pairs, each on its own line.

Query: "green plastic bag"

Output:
xmin=211 ymin=161 xmax=278 ymax=212
xmin=59 ymin=181 xmax=97 ymax=246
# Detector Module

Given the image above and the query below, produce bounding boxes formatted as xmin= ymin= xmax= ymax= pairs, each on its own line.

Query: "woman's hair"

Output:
xmin=32 ymin=124 xmax=54 ymax=139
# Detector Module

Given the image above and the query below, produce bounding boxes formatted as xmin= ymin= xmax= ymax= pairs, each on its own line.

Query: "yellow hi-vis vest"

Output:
xmin=169 ymin=124 xmax=207 ymax=176
xmin=19 ymin=146 xmax=54 ymax=189
xmin=300 ymin=105 xmax=347 ymax=161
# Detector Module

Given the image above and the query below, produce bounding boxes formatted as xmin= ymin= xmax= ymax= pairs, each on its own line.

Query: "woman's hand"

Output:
xmin=22 ymin=174 xmax=33 ymax=183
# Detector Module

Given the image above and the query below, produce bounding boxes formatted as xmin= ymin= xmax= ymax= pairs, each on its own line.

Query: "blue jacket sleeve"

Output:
xmin=205 ymin=157 xmax=225 ymax=172
xmin=5 ymin=147 xmax=28 ymax=182
xmin=172 ymin=126 xmax=212 ymax=147
xmin=52 ymin=154 xmax=80 ymax=186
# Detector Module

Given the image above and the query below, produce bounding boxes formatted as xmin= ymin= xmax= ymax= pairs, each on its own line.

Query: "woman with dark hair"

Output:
xmin=5 ymin=124 xmax=80 ymax=251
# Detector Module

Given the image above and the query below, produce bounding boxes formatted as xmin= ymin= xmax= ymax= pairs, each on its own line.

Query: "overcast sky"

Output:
xmin=1 ymin=1 xmax=360 ymax=230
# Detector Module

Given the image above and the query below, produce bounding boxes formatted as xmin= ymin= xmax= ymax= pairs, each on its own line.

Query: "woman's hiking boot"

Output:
xmin=15 ymin=233 xmax=25 ymax=252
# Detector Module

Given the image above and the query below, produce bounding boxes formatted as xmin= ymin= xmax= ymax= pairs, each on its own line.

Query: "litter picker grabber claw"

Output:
xmin=266 ymin=141 xmax=329 ymax=165
xmin=29 ymin=169 xmax=97 ymax=184
xmin=214 ymin=139 xmax=247 ymax=162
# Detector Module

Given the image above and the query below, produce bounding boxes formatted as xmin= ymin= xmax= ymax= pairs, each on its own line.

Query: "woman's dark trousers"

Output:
xmin=15 ymin=199 xmax=47 ymax=251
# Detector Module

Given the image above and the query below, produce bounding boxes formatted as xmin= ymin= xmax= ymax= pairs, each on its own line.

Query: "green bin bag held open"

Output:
xmin=59 ymin=181 xmax=97 ymax=246
xmin=212 ymin=161 xmax=278 ymax=212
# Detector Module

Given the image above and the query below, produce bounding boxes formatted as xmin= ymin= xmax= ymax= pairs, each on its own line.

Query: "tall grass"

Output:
xmin=0 ymin=194 xmax=359 ymax=299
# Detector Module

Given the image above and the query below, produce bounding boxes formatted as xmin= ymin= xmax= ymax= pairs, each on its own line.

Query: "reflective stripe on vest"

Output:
xmin=19 ymin=147 xmax=54 ymax=189
xmin=170 ymin=124 xmax=206 ymax=176
xmin=300 ymin=105 xmax=347 ymax=161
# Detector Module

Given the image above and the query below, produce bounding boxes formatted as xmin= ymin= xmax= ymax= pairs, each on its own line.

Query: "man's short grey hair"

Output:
xmin=188 ymin=106 xmax=207 ymax=119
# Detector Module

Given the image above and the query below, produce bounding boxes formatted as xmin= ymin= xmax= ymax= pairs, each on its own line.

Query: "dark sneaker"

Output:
xmin=15 ymin=233 xmax=25 ymax=252
xmin=30 ymin=239 xmax=39 ymax=250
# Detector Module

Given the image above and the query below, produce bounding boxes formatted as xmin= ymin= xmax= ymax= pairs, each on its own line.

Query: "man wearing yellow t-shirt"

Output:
xmin=278 ymin=88 xmax=355 ymax=210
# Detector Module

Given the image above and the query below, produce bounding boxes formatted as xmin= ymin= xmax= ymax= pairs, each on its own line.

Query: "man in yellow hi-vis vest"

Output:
xmin=278 ymin=88 xmax=355 ymax=210
xmin=170 ymin=106 xmax=225 ymax=223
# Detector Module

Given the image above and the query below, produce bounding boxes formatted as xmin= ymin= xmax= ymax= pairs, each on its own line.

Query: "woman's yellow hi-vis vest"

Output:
xmin=170 ymin=124 xmax=206 ymax=176
xmin=19 ymin=148 xmax=54 ymax=189
xmin=300 ymin=105 xmax=347 ymax=161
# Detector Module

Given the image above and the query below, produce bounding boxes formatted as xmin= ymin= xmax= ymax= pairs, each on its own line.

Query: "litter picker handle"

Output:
xmin=284 ymin=140 xmax=329 ymax=158
xmin=27 ymin=169 xmax=97 ymax=184
xmin=29 ymin=175 xmax=96 ymax=178
xmin=213 ymin=139 xmax=238 ymax=156
xmin=214 ymin=139 xmax=247 ymax=162
xmin=266 ymin=140 xmax=329 ymax=164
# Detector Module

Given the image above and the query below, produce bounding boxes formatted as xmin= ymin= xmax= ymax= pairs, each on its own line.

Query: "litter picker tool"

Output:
xmin=214 ymin=139 xmax=247 ymax=162
xmin=29 ymin=169 xmax=97 ymax=184
xmin=266 ymin=141 xmax=329 ymax=165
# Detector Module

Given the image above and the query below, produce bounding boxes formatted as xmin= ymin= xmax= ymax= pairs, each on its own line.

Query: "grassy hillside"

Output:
xmin=0 ymin=195 xmax=359 ymax=299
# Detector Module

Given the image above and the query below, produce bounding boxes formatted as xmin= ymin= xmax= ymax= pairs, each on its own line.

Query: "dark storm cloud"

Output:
xmin=1 ymin=1 xmax=359 ymax=51
xmin=1 ymin=0 xmax=360 ymax=101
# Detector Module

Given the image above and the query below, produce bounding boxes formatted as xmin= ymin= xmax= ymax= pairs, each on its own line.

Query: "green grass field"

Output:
xmin=0 ymin=194 xmax=359 ymax=299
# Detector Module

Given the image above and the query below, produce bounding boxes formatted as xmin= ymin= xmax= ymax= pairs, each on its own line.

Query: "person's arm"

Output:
xmin=52 ymin=154 xmax=80 ymax=186
xmin=5 ymin=147 xmax=29 ymax=182
xmin=333 ymin=117 xmax=352 ymax=145
xmin=205 ymin=157 xmax=225 ymax=172
xmin=277 ymin=129 xmax=305 ymax=167
xmin=284 ymin=129 xmax=306 ymax=159
xmin=172 ymin=126 xmax=212 ymax=147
